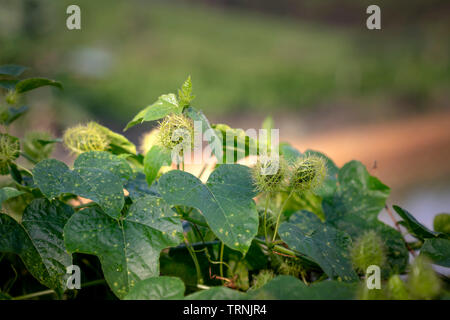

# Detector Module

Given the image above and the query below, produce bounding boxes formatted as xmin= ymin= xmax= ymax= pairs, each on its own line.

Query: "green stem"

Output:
xmin=13 ymin=289 xmax=55 ymax=300
xmin=191 ymin=222 xmax=206 ymax=244
xmin=203 ymin=251 xmax=233 ymax=272
xmin=182 ymin=215 xmax=305 ymax=260
xmin=198 ymin=163 xmax=208 ymax=179
xmin=4 ymin=264 xmax=18 ymax=293
xmin=13 ymin=181 xmax=31 ymax=192
xmin=272 ymin=190 xmax=294 ymax=242
xmin=15 ymin=164 xmax=33 ymax=176
xmin=82 ymin=279 xmax=106 ymax=288
xmin=185 ymin=240 xmax=204 ymax=284
xmin=20 ymin=152 xmax=38 ymax=165
xmin=183 ymin=216 xmax=317 ymax=268
xmin=181 ymin=215 xmax=314 ymax=269
xmin=183 ymin=217 xmax=232 ymax=277
xmin=183 ymin=216 xmax=207 ymax=227
xmin=263 ymin=194 xmax=270 ymax=244
xmin=219 ymin=242 xmax=225 ymax=284
xmin=190 ymin=221 xmax=218 ymax=270
xmin=300 ymin=270 xmax=308 ymax=285
xmin=12 ymin=279 xmax=106 ymax=300
xmin=252 ymin=237 xmax=317 ymax=266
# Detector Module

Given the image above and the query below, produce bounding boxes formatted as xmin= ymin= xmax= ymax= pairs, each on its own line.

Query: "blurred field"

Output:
xmin=1 ymin=0 xmax=449 ymax=123
xmin=1 ymin=0 xmax=450 ymax=221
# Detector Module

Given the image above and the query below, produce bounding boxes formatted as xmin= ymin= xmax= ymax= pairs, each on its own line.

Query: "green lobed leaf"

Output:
xmin=124 ymin=93 xmax=182 ymax=131
xmin=248 ymin=275 xmax=357 ymax=300
xmin=279 ymin=142 xmax=302 ymax=164
xmin=15 ymin=78 xmax=62 ymax=93
xmin=178 ymin=76 xmax=195 ymax=109
xmin=420 ymin=238 xmax=450 ymax=267
xmin=64 ymin=195 xmax=183 ymax=299
xmin=323 ymin=161 xmax=409 ymax=274
xmin=143 ymin=145 xmax=172 ymax=185
xmin=124 ymin=172 xmax=159 ymax=200
xmin=224 ymin=241 xmax=268 ymax=271
xmin=74 ymin=151 xmax=134 ymax=183
xmin=124 ymin=276 xmax=185 ymax=300
xmin=213 ymin=123 xmax=258 ymax=164
xmin=393 ymin=205 xmax=445 ymax=240
xmin=0 ymin=64 xmax=27 ymax=77
xmin=158 ymin=164 xmax=259 ymax=254
xmin=33 ymin=152 xmax=130 ymax=219
xmin=0 ymin=199 xmax=74 ymax=295
xmin=324 ymin=160 xmax=390 ymax=226
xmin=184 ymin=106 xmax=224 ymax=162
xmin=35 ymin=138 xmax=62 ymax=146
xmin=280 ymin=211 xmax=358 ymax=281
xmin=0 ymin=187 xmax=24 ymax=208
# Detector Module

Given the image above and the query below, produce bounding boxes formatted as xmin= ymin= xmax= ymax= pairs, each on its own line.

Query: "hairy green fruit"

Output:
xmin=351 ymin=230 xmax=386 ymax=274
xmin=63 ymin=122 xmax=110 ymax=154
xmin=250 ymin=270 xmax=275 ymax=290
xmin=277 ymin=259 xmax=305 ymax=279
xmin=290 ymin=155 xmax=326 ymax=192
xmin=0 ymin=133 xmax=20 ymax=175
xmin=252 ymin=156 xmax=287 ymax=193
xmin=23 ymin=131 xmax=54 ymax=162
xmin=387 ymin=275 xmax=409 ymax=300
xmin=356 ymin=282 xmax=387 ymax=300
xmin=433 ymin=213 xmax=450 ymax=234
xmin=407 ymin=256 xmax=441 ymax=299
xmin=158 ymin=114 xmax=194 ymax=150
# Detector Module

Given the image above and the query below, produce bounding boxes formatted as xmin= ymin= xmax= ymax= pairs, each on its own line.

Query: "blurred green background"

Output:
xmin=1 ymin=0 xmax=449 ymax=126
xmin=1 ymin=0 xmax=450 ymax=227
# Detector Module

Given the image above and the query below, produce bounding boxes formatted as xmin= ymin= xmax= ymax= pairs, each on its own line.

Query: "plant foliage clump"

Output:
xmin=0 ymin=65 xmax=448 ymax=300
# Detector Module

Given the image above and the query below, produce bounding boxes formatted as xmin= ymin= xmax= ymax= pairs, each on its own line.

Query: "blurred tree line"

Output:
xmin=193 ymin=0 xmax=450 ymax=28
